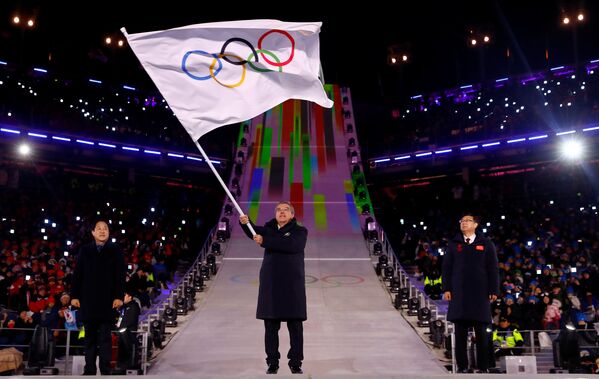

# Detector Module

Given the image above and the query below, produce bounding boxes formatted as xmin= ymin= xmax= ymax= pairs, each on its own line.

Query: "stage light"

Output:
xmin=578 ymin=13 xmax=584 ymax=21
xmin=206 ymin=253 xmax=217 ymax=275
xmin=18 ymin=143 xmax=31 ymax=156
xmin=105 ymin=37 xmax=112 ymax=45
xmin=417 ymin=307 xmax=431 ymax=327
xmin=563 ymin=17 xmax=570 ymax=25
xmin=193 ymin=274 xmax=204 ymax=291
xmin=471 ymin=39 xmax=477 ymax=46
xmin=408 ymin=297 xmax=420 ymax=316
xmin=376 ymin=255 xmax=388 ymax=276
xmin=184 ymin=286 xmax=196 ymax=311
xmin=200 ymin=265 xmax=211 ymax=280
xmin=390 ymin=276 xmax=401 ymax=293
xmin=429 ymin=319 xmax=445 ymax=347
xmin=383 ymin=266 xmax=394 ymax=281
xmin=150 ymin=319 xmax=164 ymax=348
xmin=184 ymin=285 xmax=196 ymax=301
xmin=163 ymin=306 xmax=178 ymax=327
xmin=13 ymin=16 xmax=20 ymax=24
xmin=395 ymin=287 xmax=410 ymax=309
xmin=176 ymin=296 xmax=188 ymax=315
xmin=372 ymin=241 xmax=383 ymax=256
xmin=560 ymin=139 xmax=583 ymax=160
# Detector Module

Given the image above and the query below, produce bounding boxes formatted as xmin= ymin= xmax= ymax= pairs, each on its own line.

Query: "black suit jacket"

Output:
xmin=71 ymin=241 xmax=126 ymax=322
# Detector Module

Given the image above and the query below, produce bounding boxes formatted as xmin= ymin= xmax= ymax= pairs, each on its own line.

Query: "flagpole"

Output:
xmin=193 ymin=139 xmax=256 ymax=236
xmin=318 ymin=63 xmax=325 ymax=86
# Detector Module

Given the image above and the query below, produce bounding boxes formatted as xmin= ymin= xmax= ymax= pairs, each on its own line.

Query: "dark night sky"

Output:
xmin=2 ymin=0 xmax=598 ymax=104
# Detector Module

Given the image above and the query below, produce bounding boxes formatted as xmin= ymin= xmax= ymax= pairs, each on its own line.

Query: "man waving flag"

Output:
xmin=121 ymin=19 xmax=333 ymax=141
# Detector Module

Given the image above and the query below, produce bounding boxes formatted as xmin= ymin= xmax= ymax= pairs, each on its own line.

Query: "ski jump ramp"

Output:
xmin=150 ymin=87 xmax=444 ymax=376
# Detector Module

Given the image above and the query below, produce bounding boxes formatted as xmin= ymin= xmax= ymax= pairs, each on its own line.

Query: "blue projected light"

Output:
xmin=482 ymin=142 xmax=501 ymax=147
xmin=556 ymin=130 xmax=576 ymax=136
xmin=28 ymin=132 xmax=47 ymax=138
xmin=370 ymin=121 xmax=599 ymax=168
xmin=0 ymin=126 xmax=222 ymax=166
xmin=1 ymin=128 xmax=20 ymax=134
xmin=89 ymin=79 xmax=102 ymax=84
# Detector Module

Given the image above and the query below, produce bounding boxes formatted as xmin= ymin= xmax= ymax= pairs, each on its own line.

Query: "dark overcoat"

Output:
xmin=241 ymin=218 xmax=308 ymax=321
xmin=442 ymin=232 xmax=499 ymax=323
xmin=71 ymin=242 xmax=126 ymax=322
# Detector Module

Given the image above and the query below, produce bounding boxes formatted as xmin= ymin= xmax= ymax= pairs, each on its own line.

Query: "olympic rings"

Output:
xmin=246 ymin=49 xmax=283 ymax=73
xmin=181 ymin=29 xmax=296 ymax=88
xmin=220 ymin=37 xmax=258 ymax=66
xmin=210 ymin=53 xmax=246 ymax=88
xmin=229 ymin=274 xmax=365 ymax=287
xmin=258 ymin=29 xmax=295 ymax=67
xmin=181 ymin=50 xmax=222 ymax=81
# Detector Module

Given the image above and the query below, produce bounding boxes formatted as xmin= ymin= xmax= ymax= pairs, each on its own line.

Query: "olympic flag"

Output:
xmin=121 ymin=19 xmax=334 ymax=141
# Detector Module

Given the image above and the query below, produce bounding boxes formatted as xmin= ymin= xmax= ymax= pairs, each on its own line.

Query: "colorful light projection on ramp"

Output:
xmin=241 ymin=85 xmax=365 ymax=233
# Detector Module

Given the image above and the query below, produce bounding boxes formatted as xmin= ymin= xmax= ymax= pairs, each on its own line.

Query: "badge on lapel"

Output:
xmin=457 ymin=244 xmax=463 ymax=252
xmin=284 ymin=232 xmax=291 ymax=237
xmin=476 ymin=245 xmax=485 ymax=252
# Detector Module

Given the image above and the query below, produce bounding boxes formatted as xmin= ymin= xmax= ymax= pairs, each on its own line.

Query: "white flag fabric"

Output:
xmin=122 ymin=19 xmax=334 ymax=141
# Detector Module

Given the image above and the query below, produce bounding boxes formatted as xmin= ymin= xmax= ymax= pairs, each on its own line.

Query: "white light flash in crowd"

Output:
xmin=547 ymin=264 xmax=552 ymax=269
xmin=44 ymin=219 xmax=49 ymax=224
xmin=52 ymin=223 xmax=56 ymax=227
xmin=483 ymin=228 xmax=487 ymax=233
xmin=486 ymin=222 xmax=491 ymax=226
xmin=151 ymin=207 xmax=155 ymax=212
xmin=501 ymin=215 xmax=505 ymax=220
xmin=121 ymin=229 xmax=126 ymax=234
xmin=527 ymin=241 xmax=533 ymax=247
xmin=76 ymin=216 xmax=81 ymax=221
xmin=161 ymin=236 xmax=166 ymax=241
xmin=571 ymin=267 xmax=577 ymax=273
xmin=400 ymin=219 xmax=404 ymax=225
xmin=43 ymin=236 xmax=47 ymax=240
xmin=112 ymin=238 xmax=116 ymax=243
xmin=66 ymin=240 xmax=72 ymax=245
xmin=537 ymin=269 xmax=542 ymax=275
xmin=10 ymin=229 xmax=14 ymax=234
xmin=41 ymin=228 xmax=45 ymax=233
xmin=64 ymin=251 xmax=69 ymax=257
xmin=106 ymin=202 xmax=110 ymax=207
xmin=182 ymin=220 xmax=186 ymax=225
xmin=26 ymin=275 xmax=31 ymax=281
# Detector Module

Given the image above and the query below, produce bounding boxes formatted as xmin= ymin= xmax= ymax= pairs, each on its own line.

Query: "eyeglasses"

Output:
xmin=459 ymin=219 xmax=475 ymax=223
xmin=275 ymin=207 xmax=291 ymax=213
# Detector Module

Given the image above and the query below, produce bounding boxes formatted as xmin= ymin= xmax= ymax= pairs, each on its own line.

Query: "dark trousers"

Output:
xmin=454 ymin=320 xmax=489 ymax=371
xmin=83 ymin=321 xmax=112 ymax=375
xmin=264 ymin=319 xmax=303 ymax=367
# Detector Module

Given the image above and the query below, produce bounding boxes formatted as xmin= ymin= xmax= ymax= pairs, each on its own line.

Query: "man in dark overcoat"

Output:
xmin=239 ymin=201 xmax=307 ymax=375
xmin=442 ymin=213 xmax=499 ymax=373
xmin=71 ymin=220 xmax=126 ymax=375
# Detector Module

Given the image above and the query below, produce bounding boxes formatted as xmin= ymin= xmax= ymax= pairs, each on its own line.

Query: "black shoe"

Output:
xmin=266 ymin=364 xmax=279 ymax=374
xmin=475 ymin=369 xmax=489 ymax=374
xmin=289 ymin=365 xmax=303 ymax=374
xmin=456 ymin=368 xmax=473 ymax=373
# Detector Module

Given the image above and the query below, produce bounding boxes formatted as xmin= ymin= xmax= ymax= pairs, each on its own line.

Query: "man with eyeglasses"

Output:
xmin=442 ymin=213 xmax=499 ymax=373
xmin=239 ymin=201 xmax=308 ymax=375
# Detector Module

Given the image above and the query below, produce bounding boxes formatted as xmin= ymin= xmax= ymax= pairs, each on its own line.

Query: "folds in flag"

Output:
xmin=122 ymin=19 xmax=334 ymax=141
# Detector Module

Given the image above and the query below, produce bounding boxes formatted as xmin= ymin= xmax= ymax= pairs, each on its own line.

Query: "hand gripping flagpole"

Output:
xmin=193 ymin=139 xmax=256 ymax=236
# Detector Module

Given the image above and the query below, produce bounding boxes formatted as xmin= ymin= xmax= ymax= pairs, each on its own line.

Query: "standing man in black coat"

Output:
xmin=442 ymin=213 xmax=499 ymax=373
xmin=71 ymin=220 xmax=126 ymax=375
xmin=239 ymin=201 xmax=307 ymax=375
